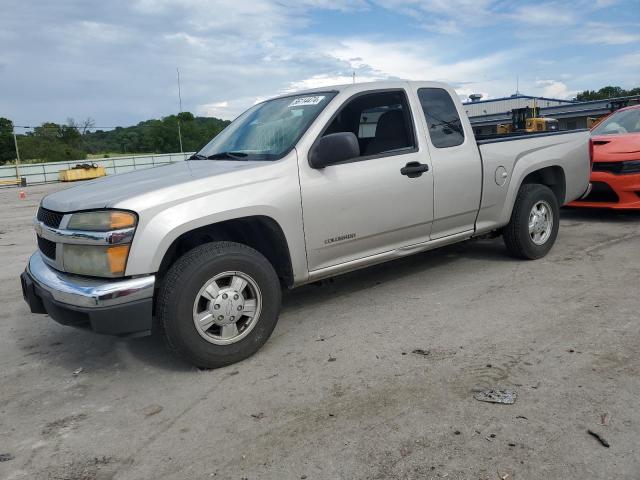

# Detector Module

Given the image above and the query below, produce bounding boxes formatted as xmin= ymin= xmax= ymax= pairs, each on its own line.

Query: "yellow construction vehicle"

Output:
xmin=496 ymin=123 xmax=513 ymax=134
xmin=525 ymin=117 xmax=558 ymax=132
xmin=497 ymin=101 xmax=558 ymax=134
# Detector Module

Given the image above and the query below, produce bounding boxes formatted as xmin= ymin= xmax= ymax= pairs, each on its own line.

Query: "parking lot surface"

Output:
xmin=1 ymin=183 xmax=639 ymax=479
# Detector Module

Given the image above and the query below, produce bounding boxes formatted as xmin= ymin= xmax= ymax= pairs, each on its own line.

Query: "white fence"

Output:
xmin=0 ymin=152 xmax=195 ymax=186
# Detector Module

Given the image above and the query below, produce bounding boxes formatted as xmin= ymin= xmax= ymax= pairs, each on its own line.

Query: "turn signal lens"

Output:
xmin=107 ymin=245 xmax=130 ymax=275
xmin=109 ymin=211 xmax=136 ymax=230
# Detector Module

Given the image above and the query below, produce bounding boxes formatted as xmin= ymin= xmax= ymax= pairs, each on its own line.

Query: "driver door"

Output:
xmin=298 ymin=89 xmax=434 ymax=272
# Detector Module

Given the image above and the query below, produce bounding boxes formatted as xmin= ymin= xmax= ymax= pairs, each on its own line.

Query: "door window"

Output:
xmin=324 ymin=90 xmax=416 ymax=158
xmin=418 ymin=88 xmax=465 ymax=148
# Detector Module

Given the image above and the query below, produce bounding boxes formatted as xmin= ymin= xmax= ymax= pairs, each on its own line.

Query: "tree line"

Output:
xmin=0 ymin=112 xmax=230 ymax=165
xmin=576 ymin=85 xmax=640 ymax=102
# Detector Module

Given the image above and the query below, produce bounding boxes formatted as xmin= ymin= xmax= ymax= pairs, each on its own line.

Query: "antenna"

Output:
xmin=177 ymin=67 xmax=183 ymax=113
xmin=176 ymin=67 xmax=184 ymax=156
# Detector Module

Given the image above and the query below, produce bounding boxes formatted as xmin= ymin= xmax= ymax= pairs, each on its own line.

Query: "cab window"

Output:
xmin=418 ymin=88 xmax=465 ymax=148
xmin=324 ymin=90 xmax=416 ymax=157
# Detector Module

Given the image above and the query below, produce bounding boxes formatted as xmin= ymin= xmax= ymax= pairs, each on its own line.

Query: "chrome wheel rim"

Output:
xmin=528 ymin=200 xmax=553 ymax=245
xmin=192 ymin=271 xmax=262 ymax=345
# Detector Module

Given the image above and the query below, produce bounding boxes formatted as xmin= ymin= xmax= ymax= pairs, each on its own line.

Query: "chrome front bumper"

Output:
xmin=22 ymin=252 xmax=156 ymax=336
xmin=26 ymin=252 xmax=155 ymax=308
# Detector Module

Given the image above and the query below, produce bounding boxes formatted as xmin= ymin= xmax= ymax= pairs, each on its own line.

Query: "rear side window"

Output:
xmin=418 ymin=88 xmax=465 ymax=148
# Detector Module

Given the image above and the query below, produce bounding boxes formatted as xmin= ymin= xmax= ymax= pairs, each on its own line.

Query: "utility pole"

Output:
xmin=12 ymin=125 xmax=21 ymax=183
xmin=177 ymin=67 xmax=184 ymax=157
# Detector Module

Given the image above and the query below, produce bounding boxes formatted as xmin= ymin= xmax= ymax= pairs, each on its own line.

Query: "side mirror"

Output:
xmin=308 ymin=132 xmax=360 ymax=169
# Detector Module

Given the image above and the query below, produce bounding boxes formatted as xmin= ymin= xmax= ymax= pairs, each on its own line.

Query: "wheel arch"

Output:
xmin=520 ymin=165 xmax=566 ymax=205
xmin=156 ymin=215 xmax=295 ymax=288
xmin=500 ymin=165 xmax=566 ymax=225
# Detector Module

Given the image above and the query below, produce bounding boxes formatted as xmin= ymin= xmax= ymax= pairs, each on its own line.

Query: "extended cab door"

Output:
xmin=414 ymin=86 xmax=483 ymax=239
xmin=298 ymin=88 xmax=434 ymax=272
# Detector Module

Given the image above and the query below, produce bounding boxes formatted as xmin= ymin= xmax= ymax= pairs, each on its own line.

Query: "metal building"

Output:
xmin=463 ymin=94 xmax=574 ymax=118
xmin=465 ymin=93 xmax=640 ymax=135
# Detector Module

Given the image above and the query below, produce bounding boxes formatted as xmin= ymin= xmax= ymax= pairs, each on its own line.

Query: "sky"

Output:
xmin=1 ymin=0 xmax=639 ymax=128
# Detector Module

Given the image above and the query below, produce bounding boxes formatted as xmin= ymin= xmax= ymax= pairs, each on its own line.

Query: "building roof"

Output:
xmin=462 ymin=94 xmax=576 ymax=105
xmin=468 ymin=94 xmax=640 ymax=126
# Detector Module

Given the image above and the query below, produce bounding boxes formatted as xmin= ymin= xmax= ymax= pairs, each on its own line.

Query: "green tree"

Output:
xmin=577 ymin=85 xmax=640 ymax=101
xmin=12 ymin=113 xmax=231 ymax=160
xmin=19 ymin=122 xmax=86 ymax=162
xmin=0 ymin=117 xmax=15 ymax=165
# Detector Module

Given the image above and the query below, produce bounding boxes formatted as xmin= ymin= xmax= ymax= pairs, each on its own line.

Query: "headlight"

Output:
xmin=62 ymin=210 xmax=137 ymax=277
xmin=67 ymin=210 xmax=136 ymax=231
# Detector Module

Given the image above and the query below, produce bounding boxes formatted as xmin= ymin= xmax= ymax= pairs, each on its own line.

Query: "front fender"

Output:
xmin=122 ymin=157 xmax=308 ymax=283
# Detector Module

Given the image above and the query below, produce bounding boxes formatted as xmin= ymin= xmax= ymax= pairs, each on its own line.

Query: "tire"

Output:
xmin=157 ymin=241 xmax=281 ymax=368
xmin=503 ymin=183 xmax=559 ymax=260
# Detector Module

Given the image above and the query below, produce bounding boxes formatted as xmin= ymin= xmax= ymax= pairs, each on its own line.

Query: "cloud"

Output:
xmin=535 ymin=80 xmax=579 ymax=99
xmin=196 ymin=100 xmax=231 ymax=117
xmin=284 ymin=73 xmax=383 ymax=92
xmin=613 ymin=51 xmax=640 ymax=65
xmin=373 ymin=0 xmax=497 ymax=33
xmin=577 ymin=23 xmax=640 ymax=45
xmin=508 ymin=3 xmax=576 ymax=26
xmin=330 ymin=39 xmax=511 ymax=83
xmin=0 ymin=0 xmax=638 ymax=127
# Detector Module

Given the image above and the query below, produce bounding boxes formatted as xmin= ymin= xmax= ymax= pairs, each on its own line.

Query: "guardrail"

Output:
xmin=0 ymin=152 xmax=195 ymax=186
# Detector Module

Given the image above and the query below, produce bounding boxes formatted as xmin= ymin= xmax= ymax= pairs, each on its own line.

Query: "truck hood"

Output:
xmin=42 ymin=160 xmax=271 ymax=212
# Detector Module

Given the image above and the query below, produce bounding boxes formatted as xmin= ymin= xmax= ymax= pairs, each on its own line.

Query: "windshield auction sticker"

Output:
xmin=288 ymin=96 xmax=325 ymax=107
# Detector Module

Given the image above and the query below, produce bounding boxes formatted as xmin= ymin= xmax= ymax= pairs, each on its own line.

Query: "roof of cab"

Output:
xmin=272 ymin=80 xmax=452 ymax=100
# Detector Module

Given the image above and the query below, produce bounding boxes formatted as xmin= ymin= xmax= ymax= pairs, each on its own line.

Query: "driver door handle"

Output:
xmin=400 ymin=161 xmax=429 ymax=178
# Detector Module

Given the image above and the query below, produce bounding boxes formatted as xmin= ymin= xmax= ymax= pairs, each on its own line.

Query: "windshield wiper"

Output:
xmin=206 ymin=151 xmax=249 ymax=160
xmin=189 ymin=153 xmax=208 ymax=160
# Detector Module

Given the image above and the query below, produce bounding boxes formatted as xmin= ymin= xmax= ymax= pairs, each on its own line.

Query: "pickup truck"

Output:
xmin=21 ymin=81 xmax=591 ymax=368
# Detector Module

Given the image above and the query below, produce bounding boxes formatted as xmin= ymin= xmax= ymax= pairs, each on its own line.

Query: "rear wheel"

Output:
xmin=503 ymin=184 xmax=559 ymax=259
xmin=157 ymin=241 xmax=281 ymax=368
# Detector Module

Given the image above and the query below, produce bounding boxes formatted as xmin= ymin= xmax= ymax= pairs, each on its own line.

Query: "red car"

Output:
xmin=570 ymin=104 xmax=640 ymax=209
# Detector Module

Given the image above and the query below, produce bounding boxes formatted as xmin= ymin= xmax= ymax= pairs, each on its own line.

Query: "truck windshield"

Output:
xmin=592 ymin=108 xmax=640 ymax=136
xmin=194 ymin=92 xmax=336 ymax=161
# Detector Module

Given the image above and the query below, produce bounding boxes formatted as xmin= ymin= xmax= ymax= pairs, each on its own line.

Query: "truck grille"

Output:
xmin=37 ymin=207 xmax=64 ymax=228
xmin=575 ymin=181 xmax=619 ymax=203
xmin=37 ymin=235 xmax=57 ymax=260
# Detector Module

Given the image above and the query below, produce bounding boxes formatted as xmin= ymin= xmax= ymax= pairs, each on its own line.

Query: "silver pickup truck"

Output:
xmin=21 ymin=81 xmax=591 ymax=368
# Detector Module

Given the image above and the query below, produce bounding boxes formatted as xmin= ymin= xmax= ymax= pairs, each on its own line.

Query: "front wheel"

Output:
xmin=157 ymin=241 xmax=282 ymax=368
xmin=503 ymin=184 xmax=559 ymax=259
